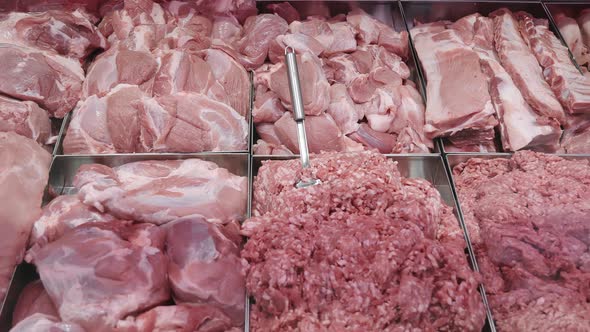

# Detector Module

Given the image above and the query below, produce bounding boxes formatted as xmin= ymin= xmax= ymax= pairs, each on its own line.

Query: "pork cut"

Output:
xmin=0 ymin=132 xmax=51 ymax=303
xmin=243 ymin=152 xmax=485 ymax=331
xmin=518 ymin=13 xmax=590 ymax=114
xmin=28 ymin=223 xmax=170 ymax=331
xmin=492 ymin=10 xmax=566 ymax=123
xmin=0 ymin=9 xmax=106 ymax=60
xmin=235 ymin=14 xmax=288 ymax=69
xmin=554 ymin=13 xmax=590 ymax=67
xmin=27 ymin=195 xmax=117 ymax=252
xmin=0 ymin=95 xmax=51 ymax=145
xmin=12 ymin=280 xmax=58 ymax=326
xmin=166 ymin=217 xmax=246 ymax=326
xmin=0 ymin=43 xmax=84 ymax=118
xmin=204 ymin=48 xmax=250 ymax=117
xmin=9 ymin=314 xmax=85 ymax=332
xmin=74 ymin=159 xmax=248 ymax=225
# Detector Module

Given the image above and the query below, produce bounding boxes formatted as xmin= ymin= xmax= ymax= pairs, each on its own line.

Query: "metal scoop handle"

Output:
xmin=285 ymin=46 xmax=311 ymax=169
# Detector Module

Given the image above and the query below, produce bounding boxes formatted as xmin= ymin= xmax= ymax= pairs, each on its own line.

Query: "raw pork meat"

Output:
xmin=243 ymin=152 xmax=484 ymax=331
xmin=12 ymin=280 xmax=58 ymax=326
xmin=273 ymin=112 xmax=345 ymax=153
xmin=235 ymin=14 xmax=288 ymax=69
xmin=492 ymin=10 xmax=565 ymax=123
xmin=561 ymin=114 xmax=590 ymax=153
xmin=0 ymin=132 xmax=51 ymax=302
xmin=0 ymin=9 xmax=106 ymax=60
xmin=0 ymin=43 xmax=84 ymax=118
xmin=518 ymin=13 xmax=590 ymax=114
xmin=0 ymin=95 xmax=51 ymax=144
xmin=117 ymin=304 xmax=236 ymax=332
xmin=204 ymin=48 xmax=250 ymax=117
xmin=554 ymin=13 xmax=590 ymax=67
xmin=412 ymin=26 xmax=498 ymax=139
xmin=27 ymin=195 xmax=116 ymax=251
xmin=28 ymin=222 xmax=170 ymax=331
xmin=74 ymin=159 xmax=248 ymax=225
xmin=166 ymin=218 xmax=246 ymax=326
xmin=64 ymin=85 xmax=248 ymax=154
xmin=9 ymin=314 xmax=85 ymax=332
xmin=454 ymin=152 xmax=590 ymax=331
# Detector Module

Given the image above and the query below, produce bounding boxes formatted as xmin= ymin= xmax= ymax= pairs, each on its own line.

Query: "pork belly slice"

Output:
xmin=518 ymin=13 xmax=590 ymax=114
xmin=492 ymin=9 xmax=566 ymax=124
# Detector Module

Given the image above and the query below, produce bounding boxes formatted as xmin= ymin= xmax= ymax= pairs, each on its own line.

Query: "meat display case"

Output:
xmin=402 ymin=0 xmax=583 ymax=155
xmin=248 ymin=154 xmax=496 ymax=332
xmin=0 ymin=153 xmax=250 ymax=331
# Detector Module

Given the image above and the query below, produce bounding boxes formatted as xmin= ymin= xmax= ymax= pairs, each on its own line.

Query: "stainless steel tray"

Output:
xmin=0 ymin=153 xmax=250 ymax=331
xmin=401 ymin=1 xmax=578 ymax=155
xmin=246 ymin=154 xmax=495 ymax=332
xmin=252 ymin=0 xmax=443 ymax=155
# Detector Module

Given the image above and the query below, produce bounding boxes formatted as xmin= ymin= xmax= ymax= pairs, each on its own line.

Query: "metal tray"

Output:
xmin=245 ymin=154 xmax=495 ymax=332
xmin=445 ymin=152 xmax=590 ymax=331
xmin=401 ymin=1 xmax=578 ymax=155
xmin=0 ymin=153 xmax=250 ymax=331
xmin=251 ymin=0 xmax=443 ymax=155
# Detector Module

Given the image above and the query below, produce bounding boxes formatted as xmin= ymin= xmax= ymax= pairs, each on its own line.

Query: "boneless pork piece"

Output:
xmin=235 ymin=14 xmax=288 ymax=69
xmin=0 ymin=95 xmax=51 ymax=144
xmin=12 ymin=280 xmax=58 ymax=326
xmin=0 ymin=43 xmax=84 ymax=118
xmin=74 ymin=159 xmax=248 ymax=225
xmin=0 ymin=132 xmax=51 ymax=303
xmin=166 ymin=218 xmax=246 ymax=326
xmin=28 ymin=223 xmax=169 ymax=331
xmin=243 ymin=152 xmax=485 ymax=331
xmin=454 ymin=151 xmax=590 ymax=331
xmin=27 ymin=195 xmax=117 ymax=251
xmin=0 ymin=9 xmax=106 ymax=60
xmin=9 ymin=314 xmax=85 ymax=332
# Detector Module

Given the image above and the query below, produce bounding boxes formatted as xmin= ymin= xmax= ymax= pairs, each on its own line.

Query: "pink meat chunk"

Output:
xmin=518 ymin=13 xmax=590 ymax=114
xmin=0 ymin=132 xmax=51 ymax=303
xmin=346 ymin=8 xmax=409 ymax=57
xmin=0 ymin=95 xmax=51 ymax=145
xmin=493 ymin=10 xmax=565 ymax=123
xmin=74 ymin=159 xmax=248 ymax=225
xmin=166 ymin=217 xmax=246 ymax=326
xmin=274 ymin=112 xmax=344 ymax=153
xmin=480 ymin=57 xmax=561 ymax=151
xmin=12 ymin=280 xmax=58 ymax=326
xmin=235 ymin=14 xmax=288 ymax=69
xmin=267 ymin=2 xmax=300 ymax=24
xmin=0 ymin=43 xmax=84 ymax=118
xmin=554 ymin=13 xmax=590 ymax=67
xmin=561 ymin=113 xmax=590 ymax=153
xmin=9 ymin=314 xmax=85 ymax=332
xmin=28 ymin=223 xmax=170 ymax=331
xmin=263 ymin=51 xmax=330 ymax=116
xmin=454 ymin=151 xmax=590 ymax=331
xmin=244 ymin=152 xmax=485 ymax=331
xmin=268 ymin=33 xmax=325 ymax=64
xmin=205 ymin=48 xmax=250 ymax=117
xmin=82 ymin=46 xmax=158 ymax=98
xmin=253 ymin=87 xmax=286 ymax=124
xmin=27 ymin=195 xmax=117 ymax=252
xmin=0 ymin=9 xmax=106 ymax=60
xmin=412 ymin=27 xmax=498 ymax=139
xmin=326 ymin=83 xmax=361 ymax=135
xmin=117 ymin=304 xmax=236 ymax=332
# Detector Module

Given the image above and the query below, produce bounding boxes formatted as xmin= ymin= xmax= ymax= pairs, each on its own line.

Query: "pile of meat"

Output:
xmin=250 ymin=3 xmax=432 ymax=155
xmin=454 ymin=151 xmax=590 ymax=331
xmin=0 ymin=8 xmax=106 ymax=145
xmin=0 ymin=132 xmax=51 ymax=305
xmin=242 ymin=152 xmax=484 ymax=331
xmin=9 ymin=158 xmax=249 ymax=332
xmin=411 ymin=9 xmax=590 ymax=153
xmin=62 ymin=0 xmax=253 ymax=154
xmin=554 ymin=9 xmax=590 ymax=74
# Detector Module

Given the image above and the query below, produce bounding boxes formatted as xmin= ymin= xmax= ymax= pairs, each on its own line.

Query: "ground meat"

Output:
xmin=454 ymin=151 xmax=590 ymax=331
xmin=242 ymin=151 xmax=485 ymax=331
